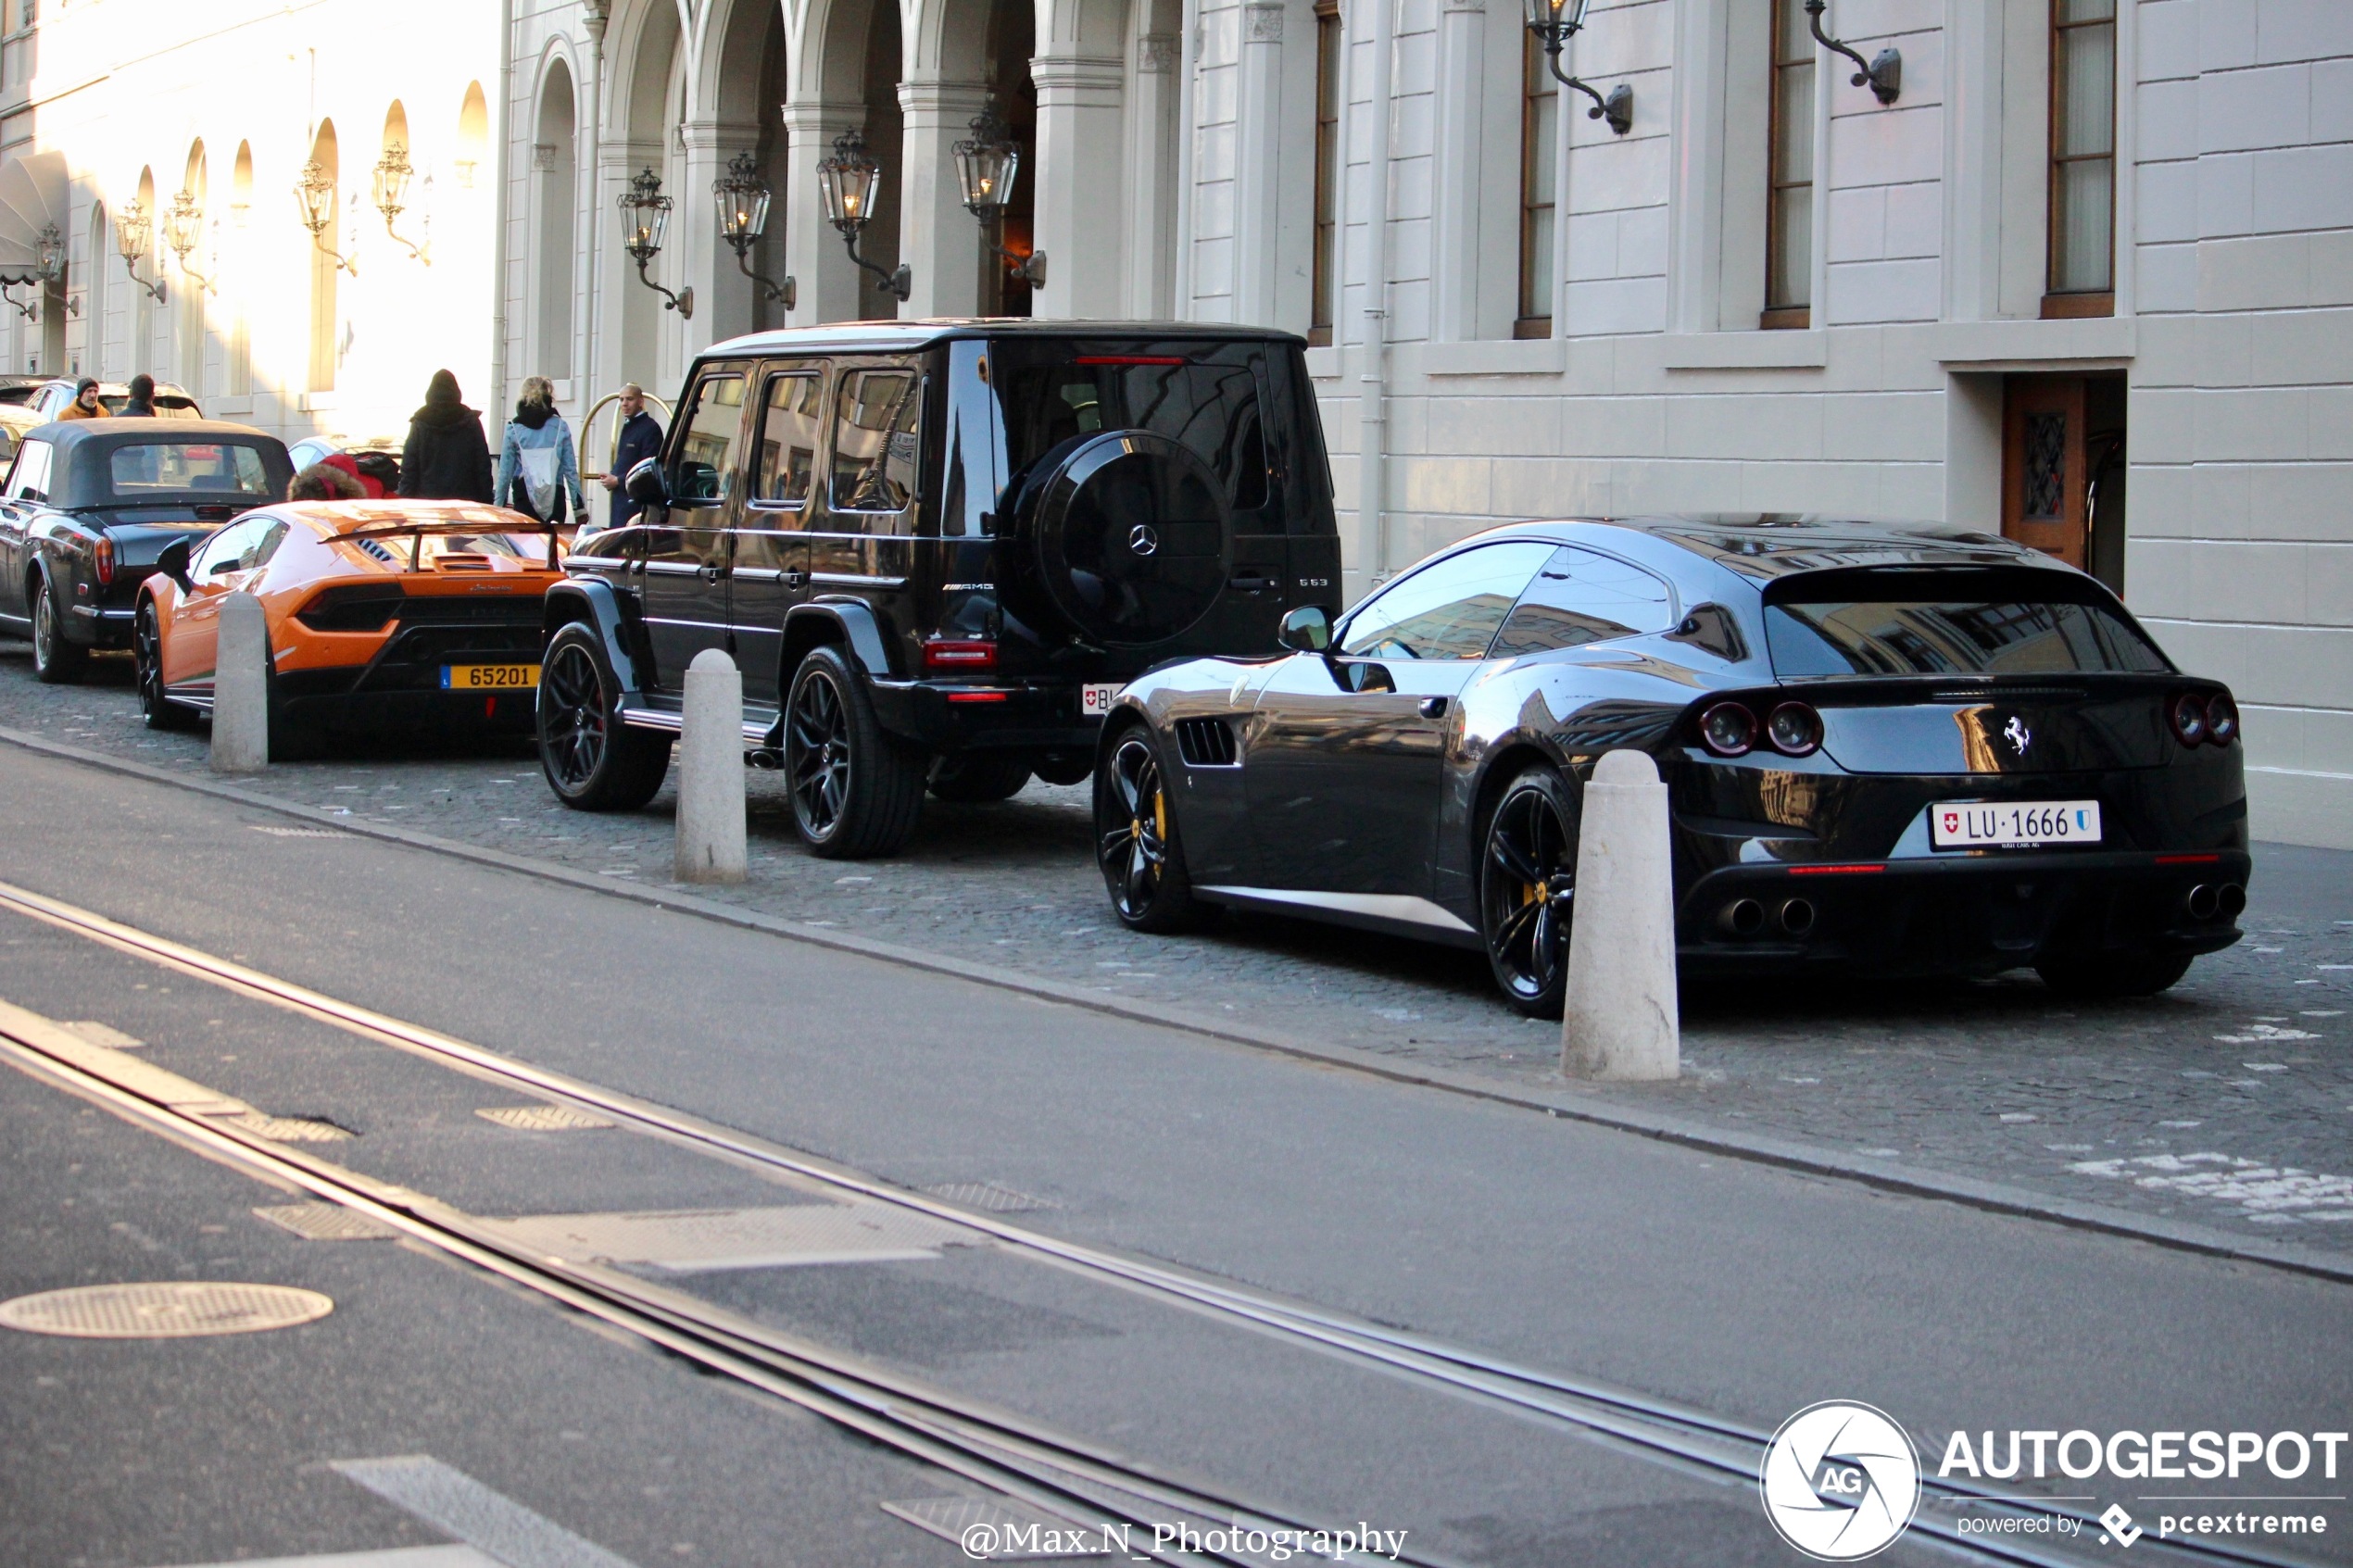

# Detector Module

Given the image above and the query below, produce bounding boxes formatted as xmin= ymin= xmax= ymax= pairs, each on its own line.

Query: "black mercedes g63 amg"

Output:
xmin=537 ymin=320 xmax=1340 ymax=857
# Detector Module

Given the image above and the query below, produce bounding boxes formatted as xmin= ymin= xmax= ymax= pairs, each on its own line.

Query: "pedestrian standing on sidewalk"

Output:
xmin=397 ymin=369 xmax=494 ymax=503
xmin=496 ymin=375 xmax=585 ymax=527
xmin=120 ymin=373 xmax=157 ymax=417
xmin=598 ymin=382 xmax=665 ymax=529
xmin=57 ymin=378 xmax=103 ymax=420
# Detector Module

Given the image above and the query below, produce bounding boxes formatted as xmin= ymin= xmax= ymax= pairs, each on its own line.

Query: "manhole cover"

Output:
xmin=218 ymin=1111 xmax=353 ymax=1143
xmin=925 ymin=1181 xmax=1057 ymax=1213
xmin=0 ymin=1282 xmax=333 ymax=1337
xmin=248 ymin=825 xmax=353 ymax=839
xmin=475 ymin=1104 xmax=617 ymax=1132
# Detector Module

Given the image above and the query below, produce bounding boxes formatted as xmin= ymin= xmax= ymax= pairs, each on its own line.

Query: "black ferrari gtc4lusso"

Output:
xmin=1090 ymin=517 xmax=2247 ymax=1015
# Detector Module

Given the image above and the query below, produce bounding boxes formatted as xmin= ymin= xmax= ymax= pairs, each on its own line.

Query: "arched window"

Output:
xmin=457 ymin=82 xmax=490 ymax=189
xmin=84 ymin=202 xmax=107 ymax=379
xmin=133 ymin=167 xmax=158 ymax=380
xmin=174 ymin=140 xmax=208 ymax=395
xmin=304 ymin=122 xmax=339 ymax=394
xmin=229 ymin=142 xmax=253 ymax=396
xmin=535 ymin=61 xmax=577 ymax=380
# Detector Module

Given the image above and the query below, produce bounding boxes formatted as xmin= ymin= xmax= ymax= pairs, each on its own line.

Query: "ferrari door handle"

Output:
xmin=1418 ymin=696 xmax=1449 ymax=719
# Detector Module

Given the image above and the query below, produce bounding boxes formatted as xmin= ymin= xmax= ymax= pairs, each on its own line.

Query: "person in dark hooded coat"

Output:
xmin=397 ymin=370 xmax=495 ymax=502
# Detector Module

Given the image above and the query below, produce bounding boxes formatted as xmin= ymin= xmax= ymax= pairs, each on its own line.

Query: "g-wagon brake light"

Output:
xmin=924 ymin=638 xmax=997 ymax=671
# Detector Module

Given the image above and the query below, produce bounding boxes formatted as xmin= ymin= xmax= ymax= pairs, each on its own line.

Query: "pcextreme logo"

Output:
xmin=1761 ymin=1401 xmax=1923 ymax=1561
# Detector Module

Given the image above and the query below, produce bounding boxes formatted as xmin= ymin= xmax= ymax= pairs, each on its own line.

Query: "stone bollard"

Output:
xmin=1561 ymin=748 xmax=1680 ymax=1081
xmin=209 ymin=589 xmax=270 ymax=774
xmin=675 ymin=646 xmax=748 ymax=884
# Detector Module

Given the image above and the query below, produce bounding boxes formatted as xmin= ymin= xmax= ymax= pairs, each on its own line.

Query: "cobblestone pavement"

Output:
xmin=4 ymin=643 xmax=2348 ymax=1252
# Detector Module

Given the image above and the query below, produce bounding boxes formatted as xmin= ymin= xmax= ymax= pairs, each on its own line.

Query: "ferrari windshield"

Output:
xmin=107 ymin=441 xmax=276 ymax=499
xmin=1766 ymin=596 xmax=2170 ymax=677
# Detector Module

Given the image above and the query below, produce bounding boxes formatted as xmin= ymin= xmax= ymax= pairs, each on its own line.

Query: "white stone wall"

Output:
xmin=1260 ymin=0 xmax=2350 ymax=847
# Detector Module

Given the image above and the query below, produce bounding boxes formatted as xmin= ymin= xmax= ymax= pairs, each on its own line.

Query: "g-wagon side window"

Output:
xmin=754 ymin=370 xmax=823 ymax=507
xmin=830 ymin=369 xmax=922 ymax=513
xmin=669 ymin=372 xmax=747 ymax=504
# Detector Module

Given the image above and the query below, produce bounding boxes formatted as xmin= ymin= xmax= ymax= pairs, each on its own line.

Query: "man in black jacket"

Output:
xmin=397 ymin=369 xmax=495 ymax=502
xmin=122 ymin=374 xmax=158 ymax=417
xmin=597 ymin=383 xmax=665 ymax=528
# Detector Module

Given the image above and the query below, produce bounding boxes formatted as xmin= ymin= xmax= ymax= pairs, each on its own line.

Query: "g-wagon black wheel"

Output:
xmin=1094 ymin=729 xmax=1204 ymax=933
xmin=135 ymin=602 xmax=195 ymax=731
xmin=31 ymin=575 xmax=86 ymax=684
xmin=1480 ymin=765 xmax=1579 ymax=1018
xmin=783 ymin=645 xmax=925 ymax=859
xmin=537 ymin=624 xmax=670 ymax=810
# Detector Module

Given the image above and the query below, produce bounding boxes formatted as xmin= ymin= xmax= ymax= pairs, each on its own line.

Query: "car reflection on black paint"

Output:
xmin=1091 ymin=517 xmax=2248 ymax=1016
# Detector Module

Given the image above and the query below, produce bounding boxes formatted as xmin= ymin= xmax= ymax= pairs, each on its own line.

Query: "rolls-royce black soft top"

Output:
xmin=0 ymin=418 xmax=292 ymax=682
xmin=1093 ymin=516 xmax=2246 ymax=1014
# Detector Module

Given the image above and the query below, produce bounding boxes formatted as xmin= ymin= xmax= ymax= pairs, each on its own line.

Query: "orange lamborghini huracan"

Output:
xmin=135 ymin=500 xmax=565 ymax=753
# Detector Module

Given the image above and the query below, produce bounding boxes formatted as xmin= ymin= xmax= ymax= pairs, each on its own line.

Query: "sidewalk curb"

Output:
xmin=6 ymin=722 xmax=2349 ymax=1288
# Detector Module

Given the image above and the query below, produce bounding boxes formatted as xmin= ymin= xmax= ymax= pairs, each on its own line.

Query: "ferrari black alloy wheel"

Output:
xmin=783 ymin=645 xmax=924 ymax=859
xmin=1095 ymin=728 xmax=1204 ymax=933
xmin=31 ymin=575 xmax=86 ymax=684
xmin=134 ymin=603 xmax=195 ymax=731
xmin=538 ymin=624 xmax=671 ymax=811
xmin=1480 ymin=764 xmax=1579 ymax=1018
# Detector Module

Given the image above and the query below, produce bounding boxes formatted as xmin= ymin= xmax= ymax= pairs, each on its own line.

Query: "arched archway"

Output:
xmin=229 ymin=142 xmax=252 ymax=395
xmin=611 ymin=0 xmax=686 ymax=388
xmin=535 ymin=59 xmax=578 ymax=381
xmin=700 ymin=0 xmax=791 ymax=336
xmin=304 ymin=122 xmax=339 ymax=393
xmin=173 ymin=141 xmax=208 ymax=394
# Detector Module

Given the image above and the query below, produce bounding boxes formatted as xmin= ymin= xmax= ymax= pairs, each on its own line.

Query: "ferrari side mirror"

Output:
xmin=156 ymin=539 xmax=192 ymax=589
xmin=1277 ymin=605 xmax=1331 ymax=653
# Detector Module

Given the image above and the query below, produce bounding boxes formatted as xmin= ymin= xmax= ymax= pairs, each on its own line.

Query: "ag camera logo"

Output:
xmin=1761 ymin=1401 xmax=1922 ymax=1561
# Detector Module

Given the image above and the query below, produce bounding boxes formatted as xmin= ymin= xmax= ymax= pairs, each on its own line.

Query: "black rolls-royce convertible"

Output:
xmin=1092 ymin=517 xmax=2247 ymax=1015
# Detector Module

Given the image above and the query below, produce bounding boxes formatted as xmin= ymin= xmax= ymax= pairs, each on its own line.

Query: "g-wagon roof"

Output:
xmin=700 ymin=318 xmax=1311 ymax=359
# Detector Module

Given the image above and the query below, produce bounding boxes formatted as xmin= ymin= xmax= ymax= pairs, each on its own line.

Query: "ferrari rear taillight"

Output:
xmin=924 ymin=638 xmax=997 ymax=671
xmin=1698 ymin=701 xmax=1755 ymax=757
xmin=1766 ymin=701 xmax=1823 ymax=757
xmin=2168 ymin=690 xmax=2210 ymax=747
xmin=2204 ymin=691 xmax=2240 ymax=746
xmin=93 ymin=536 xmax=115 ymax=586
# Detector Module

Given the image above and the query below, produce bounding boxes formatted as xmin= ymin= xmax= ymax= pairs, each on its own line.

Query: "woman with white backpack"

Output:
xmin=496 ymin=376 xmax=587 ymax=528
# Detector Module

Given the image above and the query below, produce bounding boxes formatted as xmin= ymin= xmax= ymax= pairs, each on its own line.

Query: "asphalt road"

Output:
xmin=2 ymin=644 xmax=2347 ymax=1250
xmin=2 ymin=734 xmax=2349 ymax=1566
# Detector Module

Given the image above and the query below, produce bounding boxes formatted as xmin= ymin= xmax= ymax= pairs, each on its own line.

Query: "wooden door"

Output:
xmin=2003 ymin=375 xmax=2089 ymax=570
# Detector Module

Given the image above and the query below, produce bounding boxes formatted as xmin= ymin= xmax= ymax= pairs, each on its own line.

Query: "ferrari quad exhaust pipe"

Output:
xmin=1718 ymin=898 xmax=1767 ymax=939
xmin=1778 ymin=898 xmax=1818 ymax=937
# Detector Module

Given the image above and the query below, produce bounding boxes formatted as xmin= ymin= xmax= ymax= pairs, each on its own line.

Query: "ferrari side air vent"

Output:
xmin=1174 ymin=717 xmax=1239 ymax=768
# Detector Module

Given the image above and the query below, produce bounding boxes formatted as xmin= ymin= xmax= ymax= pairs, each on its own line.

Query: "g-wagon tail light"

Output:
xmin=1766 ymin=701 xmax=1822 ymax=757
xmin=93 ymin=535 xmax=116 ymax=586
xmin=2169 ymin=690 xmax=2210 ymax=747
xmin=2205 ymin=691 xmax=2240 ymax=746
xmin=1698 ymin=701 xmax=1755 ymax=757
xmin=924 ymin=638 xmax=997 ymax=671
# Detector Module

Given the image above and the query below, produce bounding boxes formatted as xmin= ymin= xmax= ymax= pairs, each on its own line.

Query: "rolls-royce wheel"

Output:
xmin=537 ymin=623 xmax=671 ymax=810
xmin=134 ymin=602 xmax=196 ymax=731
xmin=30 ymin=575 xmax=87 ymax=684
xmin=1094 ymin=726 xmax=1206 ymax=933
xmin=784 ymin=645 xmax=925 ymax=858
xmin=928 ymin=752 xmax=1032 ymax=803
xmin=2034 ymin=950 xmax=2194 ymax=998
xmin=1478 ymin=764 xmax=1580 ymax=1018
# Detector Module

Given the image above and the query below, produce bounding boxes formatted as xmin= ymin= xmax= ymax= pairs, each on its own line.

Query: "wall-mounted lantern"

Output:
xmin=294 ymin=160 xmax=358 ymax=275
xmin=713 ymin=150 xmax=795 ymax=310
xmin=3 ymin=223 xmax=69 ymax=320
xmin=371 ymin=143 xmax=432 ymax=264
xmin=618 ymin=166 xmax=692 ymax=319
xmin=816 ymin=128 xmax=911 ymax=303
xmin=114 ymin=198 xmax=168 ymax=303
xmin=163 ymin=189 xmax=216 ymax=295
xmin=1804 ymin=0 xmax=1901 ymax=104
xmin=1519 ymin=0 xmax=1633 ymax=136
xmin=952 ymin=106 xmax=1046 ymax=289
